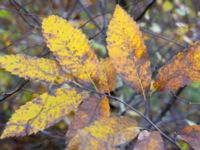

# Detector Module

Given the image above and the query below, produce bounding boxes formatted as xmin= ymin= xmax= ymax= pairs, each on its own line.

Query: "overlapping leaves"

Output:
xmin=0 ymin=3 xmax=200 ymax=150
xmin=0 ymin=5 xmax=118 ymax=140
xmin=0 ymin=4 xmax=148 ymax=147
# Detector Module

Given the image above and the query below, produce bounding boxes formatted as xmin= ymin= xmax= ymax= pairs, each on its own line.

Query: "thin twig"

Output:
xmin=100 ymin=0 xmax=108 ymax=35
xmin=10 ymin=0 xmax=35 ymax=29
xmin=142 ymin=29 xmax=185 ymax=48
xmin=77 ymin=0 xmax=103 ymax=34
xmin=170 ymin=91 xmax=200 ymax=105
xmin=11 ymin=0 xmax=40 ymax=26
xmin=153 ymin=87 xmax=185 ymax=124
xmin=0 ymin=80 xmax=29 ymax=103
xmin=78 ymin=14 xmax=103 ymax=29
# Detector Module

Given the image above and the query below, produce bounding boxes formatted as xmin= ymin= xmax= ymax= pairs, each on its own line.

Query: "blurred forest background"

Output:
xmin=0 ymin=0 xmax=199 ymax=149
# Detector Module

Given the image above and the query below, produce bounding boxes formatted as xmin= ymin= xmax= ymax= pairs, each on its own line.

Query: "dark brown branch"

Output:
xmin=135 ymin=0 xmax=156 ymax=21
xmin=170 ymin=91 xmax=200 ymax=105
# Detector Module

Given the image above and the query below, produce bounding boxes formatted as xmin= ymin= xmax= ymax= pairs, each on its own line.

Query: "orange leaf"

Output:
xmin=133 ymin=130 xmax=165 ymax=150
xmin=154 ymin=42 xmax=200 ymax=91
xmin=177 ymin=125 xmax=200 ymax=150
xmin=94 ymin=58 xmax=117 ymax=93
xmin=66 ymin=95 xmax=110 ymax=139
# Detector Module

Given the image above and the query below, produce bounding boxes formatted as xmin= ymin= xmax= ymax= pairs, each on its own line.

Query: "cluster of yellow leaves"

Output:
xmin=0 ymin=4 xmax=149 ymax=148
xmin=0 ymin=2 xmax=200 ymax=150
xmin=0 ymin=21 xmax=113 ymax=141
xmin=0 ymin=10 xmax=116 ymax=139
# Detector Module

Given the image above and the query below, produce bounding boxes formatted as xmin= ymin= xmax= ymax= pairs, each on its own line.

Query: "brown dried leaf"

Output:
xmin=154 ymin=42 xmax=200 ymax=91
xmin=133 ymin=130 xmax=165 ymax=150
xmin=177 ymin=125 xmax=200 ymax=150
xmin=66 ymin=95 xmax=110 ymax=139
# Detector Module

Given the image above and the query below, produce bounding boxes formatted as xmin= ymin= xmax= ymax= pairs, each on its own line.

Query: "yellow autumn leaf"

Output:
xmin=1 ymin=87 xmax=88 ymax=139
xmin=67 ymin=117 xmax=140 ymax=150
xmin=154 ymin=41 xmax=200 ymax=91
xmin=107 ymin=5 xmax=151 ymax=92
xmin=0 ymin=54 xmax=64 ymax=83
xmin=42 ymin=15 xmax=100 ymax=83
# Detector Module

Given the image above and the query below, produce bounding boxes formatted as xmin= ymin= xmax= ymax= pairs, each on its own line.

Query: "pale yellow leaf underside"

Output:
xmin=0 ymin=54 xmax=64 ymax=83
xmin=42 ymin=15 xmax=99 ymax=82
xmin=1 ymin=87 xmax=88 ymax=138
xmin=107 ymin=5 xmax=151 ymax=92
xmin=67 ymin=117 xmax=140 ymax=150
